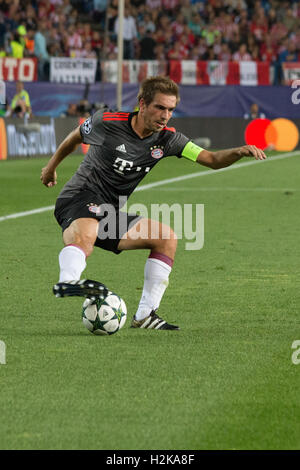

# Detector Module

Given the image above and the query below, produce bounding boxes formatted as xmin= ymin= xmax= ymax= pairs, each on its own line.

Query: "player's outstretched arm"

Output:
xmin=196 ymin=145 xmax=267 ymax=170
xmin=40 ymin=126 xmax=83 ymax=187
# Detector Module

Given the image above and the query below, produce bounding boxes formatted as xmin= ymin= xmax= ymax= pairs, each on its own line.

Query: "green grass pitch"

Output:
xmin=0 ymin=150 xmax=300 ymax=450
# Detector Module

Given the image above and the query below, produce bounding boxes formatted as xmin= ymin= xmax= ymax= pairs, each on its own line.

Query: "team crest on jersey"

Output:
xmin=82 ymin=117 xmax=92 ymax=134
xmin=87 ymin=203 xmax=101 ymax=215
xmin=150 ymin=145 xmax=164 ymax=159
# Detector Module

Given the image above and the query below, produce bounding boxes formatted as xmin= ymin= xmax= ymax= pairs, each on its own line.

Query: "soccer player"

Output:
xmin=40 ymin=76 xmax=266 ymax=330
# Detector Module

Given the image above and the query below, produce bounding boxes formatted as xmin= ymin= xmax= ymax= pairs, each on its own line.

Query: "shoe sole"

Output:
xmin=53 ymin=279 xmax=109 ymax=300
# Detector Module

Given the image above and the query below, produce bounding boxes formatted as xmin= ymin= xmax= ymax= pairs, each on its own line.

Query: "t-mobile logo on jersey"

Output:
xmin=113 ymin=157 xmax=150 ymax=175
xmin=113 ymin=157 xmax=133 ymax=174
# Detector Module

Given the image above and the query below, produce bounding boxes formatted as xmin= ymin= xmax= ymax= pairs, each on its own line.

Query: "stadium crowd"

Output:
xmin=0 ymin=0 xmax=299 ymax=82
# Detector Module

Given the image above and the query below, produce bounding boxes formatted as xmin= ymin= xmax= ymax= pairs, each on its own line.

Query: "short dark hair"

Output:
xmin=137 ymin=76 xmax=180 ymax=106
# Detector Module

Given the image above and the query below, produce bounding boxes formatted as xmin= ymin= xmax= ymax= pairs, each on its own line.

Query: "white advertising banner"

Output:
xmin=50 ymin=58 xmax=97 ymax=83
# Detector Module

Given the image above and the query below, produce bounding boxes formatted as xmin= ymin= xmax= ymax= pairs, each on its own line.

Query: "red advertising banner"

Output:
xmin=0 ymin=58 xmax=38 ymax=82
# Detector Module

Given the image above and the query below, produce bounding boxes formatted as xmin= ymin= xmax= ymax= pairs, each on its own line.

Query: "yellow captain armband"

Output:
xmin=181 ymin=141 xmax=204 ymax=162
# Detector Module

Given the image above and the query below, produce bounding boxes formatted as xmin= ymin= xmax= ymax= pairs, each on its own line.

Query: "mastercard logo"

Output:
xmin=0 ymin=118 xmax=7 ymax=160
xmin=245 ymin=118 xmax=299 ymax=151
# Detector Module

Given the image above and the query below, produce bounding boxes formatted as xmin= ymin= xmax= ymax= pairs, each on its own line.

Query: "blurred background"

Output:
xmin=0 ymin=0 xmax=299 ymax=159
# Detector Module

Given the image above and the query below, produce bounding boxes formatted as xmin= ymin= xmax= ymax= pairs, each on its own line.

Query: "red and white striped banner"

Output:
xmin=102 ymin=60 xmax=168 ymax=83
xmin=169 ymin=60 xmax=270 ymax=86
xmin=0 ymin=58 xmax=37 ymax=81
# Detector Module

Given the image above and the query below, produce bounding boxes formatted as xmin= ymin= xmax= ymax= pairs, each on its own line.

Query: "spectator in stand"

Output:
xmin=222 ymin=13 xmax=239 ymax=42
xmin=188 ymin=14 xmax=204 ymax=38
xmin=61 ymin=0 xmax=73 ymax=17
xmin=201 ymin=23 xmax=221 ymax=47
xmin=269 ymin=21 xmax=288 ymax=46
xmin=10 ymin=31 xmax=24 ymax=58
xmin=202 ymin=45 xmax=217 ymax=61
xmin=34 ymin=20 xmax=50 ymax=80
xmin=107 ymin=0 xmax=118 ymax=34
xmin=131 ymin=0 xmax=146 ymax=8
xmin=232 ymin=43 xmax=252 ymax=61
xmin=171 ymin=12 xmax=186 ymax=40
xmin=218 ymin=42 xmax=232 ymax=61
xmin=24 ymin=4 xmax=38 ymax=31
xmin=179 ymin=31 xmax=194 ymax=55
xmin=78 ymin=40 xmax=97 ymax=59
xmin=146 ymin=0 xmax=162 ymax=10
xmin=250 ymin=45 xmax=261 ymax=61
xmin=161 ymin=0 xmax=179 ymax=15
xmin=114 ymin=6 xmax=137 ymax=59
xmin=65 ymin=24 xmax=82 ymax=56
xmin=139 ymin=28 xmax=157 ymax=60
xmin=24 ymin=28 xmax=35 ymax=57
xmin=180 ymin=24 xmax=195 ymax=44
xmin=290 ymin=26 xmax=300 ymax=50
xmin=167 ymin=40 xmax=188 ymax=60
xmin=246 ymin=33 xmax=258 ymax=55
xmin=277 ymin=36 xmax=289 ymax=56
xmin=67 ymin=8 xmax=79 ymax=26
xmin=154 ymin=43 xmax=166 ymax=61
xmin=212 ymin=32 xmax=223 ymax=58
xmin=188 ymin=44 xmax=201 ymax=60
xmin=250 ymin=9 xmax=268 ymax=43
xmin=238 ymin=15 xmax=250 ymax=43
xmin=228 ymin=30 xmax=241 ymax=54
xmin=180 ymin=0 xmax=196 ymax=24
xmin=38 ymin=0 xmax=55 ymax=21
xmin=0 ymin=45 xmax=6 ymax=57
xmin=260 ymin=36 xmax=277 ymax=63
xmin=103 ymin=36 xmax=117 ymax=60
xmin=141 ymin=13 xmax=156 ymax=34
xmin=92 ymin=0 xmax=108 ymax=25
xmin=267 ymin=7 xmax=277 ymax=30
xmin=82 ymin=23 xmax=93 ymax=43
xmin=278 ymin=40 xmax=298 ymax=63
xmin=282 ymin=8 xmax=298 ymax=33
xmin=0 ymin=12 xmax=6 ymax=49
xmin=156 ymin=14 xmax=171 ymax=33
xmin=91 ymin=30 xmax=102 ymax=58
xmin=277 ymin=0 xmax=293 ymax=23
xmin=197 ymin=36 xmax=208 ymax=59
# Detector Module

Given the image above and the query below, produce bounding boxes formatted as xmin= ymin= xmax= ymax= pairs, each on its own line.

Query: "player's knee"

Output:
xmin=155 ymin=226 xmax=177 ymax=256
xmin=63 ymin=231 xmax=95 ymax=257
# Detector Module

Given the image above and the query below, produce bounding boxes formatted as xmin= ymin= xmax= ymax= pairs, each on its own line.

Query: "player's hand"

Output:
xmin=238 ymin=145 xmax=267 ymax=160
xmin=40 ymin=166 xmax=57 ymax=187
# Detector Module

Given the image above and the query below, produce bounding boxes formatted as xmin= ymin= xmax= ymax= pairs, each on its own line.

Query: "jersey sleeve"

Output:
xmin=165 ymin=132 xmax=205 ymax=162
xmin=165 ymin=131 xmax=190 ymax=158
xmin=80 ymin=110 xmax=105 ymax=145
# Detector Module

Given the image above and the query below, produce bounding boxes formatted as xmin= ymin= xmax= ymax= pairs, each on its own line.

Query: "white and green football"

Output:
xmin=82 ymin=293 xmax=127 ymax=335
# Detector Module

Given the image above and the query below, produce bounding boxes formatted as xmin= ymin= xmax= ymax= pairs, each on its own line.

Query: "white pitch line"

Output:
xmin=0 ymin=150 xmax=298 ymax=223
xmin=151 ymin=187 xmax=298 ymax=192
xmin=0 ymin=205 xmax=55 ymax=222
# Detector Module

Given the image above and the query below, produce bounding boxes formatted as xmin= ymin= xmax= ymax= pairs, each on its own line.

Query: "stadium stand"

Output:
xmin=0 ymin=0 xmax=298 ymax=83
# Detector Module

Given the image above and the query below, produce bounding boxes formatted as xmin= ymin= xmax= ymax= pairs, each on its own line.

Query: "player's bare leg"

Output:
xmin=53 ymin=218 xmax=109 ymax=299
xmin=118 ymin=218 xmax=179 ymax=330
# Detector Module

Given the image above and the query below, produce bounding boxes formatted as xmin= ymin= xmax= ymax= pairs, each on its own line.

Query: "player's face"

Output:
xmin=141 ymin=93 xmax=177 ymax=132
